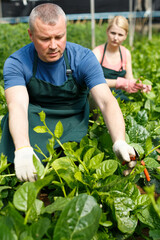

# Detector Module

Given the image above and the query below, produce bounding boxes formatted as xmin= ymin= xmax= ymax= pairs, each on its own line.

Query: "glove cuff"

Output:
xmin=116 ymin=77 xmax=127 ymax=90
xmin=16 ymin=146 xmax=31 ymax=151
xmin=15 ymin=146 xmax=33 ymax=157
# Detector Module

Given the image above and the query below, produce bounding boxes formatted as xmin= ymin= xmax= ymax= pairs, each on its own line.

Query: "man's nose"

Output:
xmin=49 ymin=39 xmax=57 ymax=49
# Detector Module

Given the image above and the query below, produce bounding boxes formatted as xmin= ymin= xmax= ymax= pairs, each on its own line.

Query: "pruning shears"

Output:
xmin=122 ymin=148 xmax=151 ymax=182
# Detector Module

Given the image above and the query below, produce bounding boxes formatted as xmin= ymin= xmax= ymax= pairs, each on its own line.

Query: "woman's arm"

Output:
xmin=92 ymin=47 xmax=103 ymax=63
xmin=93 ymin=47 xmax=119 ymax=88
xmin=125 ymin=49 xmax=134 ymax=79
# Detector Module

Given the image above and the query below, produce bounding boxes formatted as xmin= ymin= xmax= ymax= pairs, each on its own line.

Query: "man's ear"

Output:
xmin=28 ymin=29 xmax=33 ymax=41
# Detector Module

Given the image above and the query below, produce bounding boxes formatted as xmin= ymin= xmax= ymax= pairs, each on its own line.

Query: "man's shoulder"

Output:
xmin=4 ymin=42 xmax=34 ymax=71
xmin=66 ymin=41 xmax=91 ymax=54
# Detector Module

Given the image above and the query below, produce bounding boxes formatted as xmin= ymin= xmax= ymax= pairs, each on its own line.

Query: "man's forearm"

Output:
xmin=101 ymin=97 xmax=126 ymax=143
xmin=8 ymin=104 xmax=30 ymax=150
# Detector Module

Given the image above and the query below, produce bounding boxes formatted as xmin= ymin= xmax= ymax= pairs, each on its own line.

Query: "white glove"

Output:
xmin=14 ymin=147 xmax=40 ymax=182
xmin=113 ymin=140 xmax=135 ymax=162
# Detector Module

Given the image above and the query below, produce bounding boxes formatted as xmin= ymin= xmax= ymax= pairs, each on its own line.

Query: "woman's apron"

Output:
xmin=0 ymin=50 xmax=89 ymax=162
xmin=101 ymin=43 xmax=129 ymax=101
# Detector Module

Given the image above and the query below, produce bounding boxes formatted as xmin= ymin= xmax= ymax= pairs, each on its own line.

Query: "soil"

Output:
xmin=39 ymin=193 xmax=50 ymax=206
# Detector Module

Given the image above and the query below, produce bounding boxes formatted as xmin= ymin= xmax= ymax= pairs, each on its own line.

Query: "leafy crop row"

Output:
xmin=0 ymin=22 xmax=160 ymax=239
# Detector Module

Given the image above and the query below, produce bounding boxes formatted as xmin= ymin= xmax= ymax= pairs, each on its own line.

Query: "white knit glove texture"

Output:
xmin=14 ymin=147 xmax=40 ymax=182
xmin=113 ymin=140 xmax=135 ymax=162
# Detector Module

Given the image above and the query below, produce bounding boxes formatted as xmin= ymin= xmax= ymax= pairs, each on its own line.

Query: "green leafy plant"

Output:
xmin=0 ymin=22 xmax=160 ymax=239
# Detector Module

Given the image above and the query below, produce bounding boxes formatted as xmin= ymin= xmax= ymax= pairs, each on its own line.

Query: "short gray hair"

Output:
xmin=29 ymin=3 xmax=67 ymax=32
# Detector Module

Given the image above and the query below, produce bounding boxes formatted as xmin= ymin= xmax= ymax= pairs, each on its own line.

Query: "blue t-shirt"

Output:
xmin=3 ymin=41 xmax=106 ymax=90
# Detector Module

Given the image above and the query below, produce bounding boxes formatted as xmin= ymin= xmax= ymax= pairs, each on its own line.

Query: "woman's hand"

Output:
xmin=116 ymin=77 xmax=143 ymax=93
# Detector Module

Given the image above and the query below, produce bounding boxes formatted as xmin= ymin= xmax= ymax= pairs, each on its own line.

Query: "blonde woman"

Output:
xmin=92 ymin=16 xmax=151 ymax=100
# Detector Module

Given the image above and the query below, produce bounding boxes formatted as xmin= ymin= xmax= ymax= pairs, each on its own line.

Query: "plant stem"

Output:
xmin=146 ymin=144 xmax=160 ymax=157
xmin=0 ymin=173 xmax=16 ymax=177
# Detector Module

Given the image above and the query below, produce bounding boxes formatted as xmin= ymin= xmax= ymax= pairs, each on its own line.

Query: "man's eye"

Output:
xmin=56 ymin=35 xmax=63 ymax=40
xmin=40 ymin=38 xmax=50 ymax=41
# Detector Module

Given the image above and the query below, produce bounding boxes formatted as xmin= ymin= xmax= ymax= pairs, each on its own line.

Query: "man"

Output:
xmin=0 ymin=3 xmax=136 ymax=182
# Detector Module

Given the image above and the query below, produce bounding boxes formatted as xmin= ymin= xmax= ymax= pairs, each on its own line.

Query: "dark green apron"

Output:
xmin=0 ymin=50 xmax=89 ymax=162
xmin=101 ymin=43 xmax=129 ymax=101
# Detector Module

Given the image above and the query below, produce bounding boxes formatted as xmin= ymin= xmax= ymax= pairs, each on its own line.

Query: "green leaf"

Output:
xmin=52 ymin=181 xmax=64 ymax=187
xmin=96 ymin=160 xmax=118 ymax=179
xmin=135 ymin=194 xmax=151 ymax=209
xmin=27 ymin=199 xmax=44 ymax=222
xmin=0 ymin=185 xmax=12 ymax=194
xmin=145 ymin=137 xmax=153 ymax=154
xmin=143 ymin=157 xmax=160 ymax=169
xmin=1 ymin=203 xmax=26 ymax=236
xmin=143 ymin=91 xmax=156 ymax=100
xmin=46 ymin=137 xmax=55 ymax=156
xmin=52 ymin=157 xmax=74 ymax=171
xmin=137 ymin=204 xmax=160 ymax=229
xmin=144 ymin=99 xmax=151 ymax=111
xmin=33 ymin=126 xmax=47 ymax=133
xmin=20 ymin=237 xmax=33 ymax=240
xmin=33 ymin=174 xmax=55 ymax=193
xmin=88 ymin=152 xmax=104 ymax=170
xmin=83 ymin=147 xmax=95 ymax=167
xmin=0 ymin=153 xmax=11 ymax=173
xmin=142 ymin=79 xmax=152 ymax=85
xmin=99 ymin=220 xmax=112 ymax=227
xmin=13 ymin=182 xmax=38 ymax=212
xmin=0 ymin=216 xmax=18 ymax=240
xmin=74 ymin=171 xmax=89 ymax=186
xmin=114 ymin=196 xmax=137 ymax=234
xmin=149 ymin=229 xmax=160 ymax=240
xmin=123 ymin=182 xmax=140 ymax=200
xmin=130 ymin=143 xmax=145 ymax=159
xmin=53 ymin=194 xmax=101 ymax=240
xmin=20 ymin=218 xmax=50 ymax=240
xmin=33 ymin=155 xmax=45 ymax=178
xmin=42 ymin=197 xmax=71 ymax=214
xmin=39 ymin=111 xmax=46 ymax=122
xmin=54 ymin=121 xmax=63 ymax=138
xmin=116 ymin=215 xmax=137 ymax=234
xmin=58 ymin=168 xmax=76 ymax=189
xmin=136 ymin=110 xmax=148 ymax=125
xmin=154 ymin=106 xmax=160 ymax=113
xmin=29 ymin=217 xmax=51 ymax=240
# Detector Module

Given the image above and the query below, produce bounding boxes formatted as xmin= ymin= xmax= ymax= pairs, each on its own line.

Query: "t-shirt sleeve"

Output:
xmin=3 ymin=56 xmax=26 ymax=90
xmin=77 ymin=50 xmax=106 ymax=90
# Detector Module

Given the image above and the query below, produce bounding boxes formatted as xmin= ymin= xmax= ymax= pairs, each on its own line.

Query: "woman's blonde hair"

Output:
xmin=107 ymin=16 xmax=129 ymax=34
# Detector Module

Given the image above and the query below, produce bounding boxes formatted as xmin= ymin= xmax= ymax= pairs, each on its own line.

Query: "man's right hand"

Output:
xmin=14 ymin=147 xmax=40 ymax=182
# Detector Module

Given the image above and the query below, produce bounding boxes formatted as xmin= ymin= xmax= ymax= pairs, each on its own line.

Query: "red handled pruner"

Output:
xmin=122 ymin=148 xmax=151 ymax=182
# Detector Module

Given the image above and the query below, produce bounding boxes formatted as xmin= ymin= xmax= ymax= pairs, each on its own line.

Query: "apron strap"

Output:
xmin=32 ymin=50 xmax=38 ymax=77
xmin=119 ymin=47 xmax=123 ymax=71
xmin=101 ymin=43 xmax=124 ymax=71
xmin=101 ymin=43 xmax=107 ymax=66
xmin=32 ymin=49 xmax=73 ymax=78
xmin=63 ymin=49 xmax=73 ymax=77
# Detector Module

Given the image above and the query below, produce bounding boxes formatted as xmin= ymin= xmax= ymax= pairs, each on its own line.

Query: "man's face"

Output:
xmin=28 ymin=16 xmax=67 ymax=62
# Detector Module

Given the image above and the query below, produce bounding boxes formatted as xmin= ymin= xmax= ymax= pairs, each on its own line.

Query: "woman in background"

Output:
xmin=92 ymin=16 xmax=151 ymax=101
